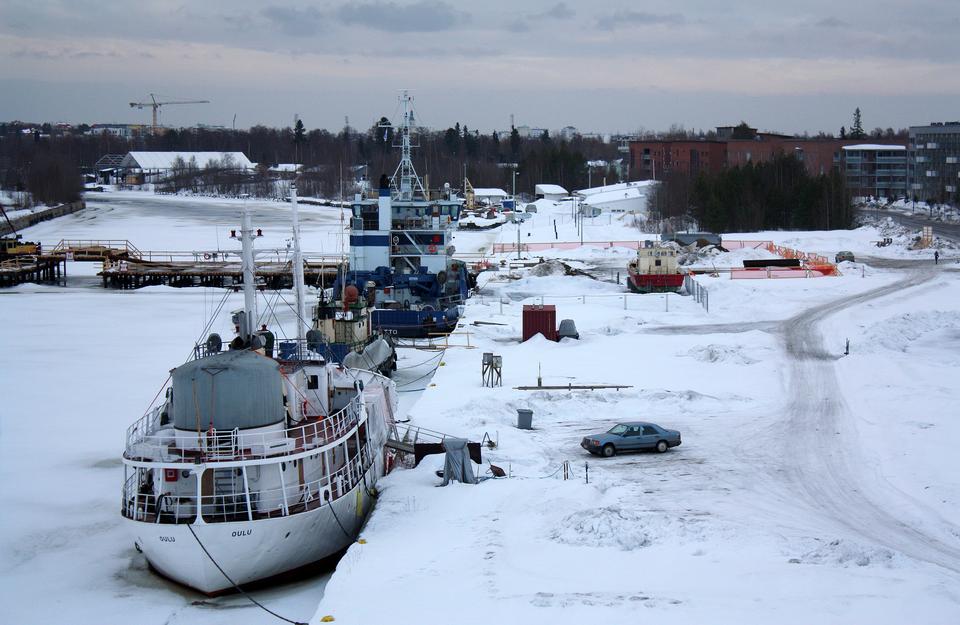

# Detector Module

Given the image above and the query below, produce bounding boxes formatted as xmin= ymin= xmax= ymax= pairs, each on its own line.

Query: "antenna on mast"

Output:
xmin=383 ymin=90 xmax=426 ymax=201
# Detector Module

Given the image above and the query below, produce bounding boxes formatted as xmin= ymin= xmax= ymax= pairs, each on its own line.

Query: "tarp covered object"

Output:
xmin=441 ymin=438 xmax=477 ymax=485
xmin=343 ymin=337 xmax=393 ymax=371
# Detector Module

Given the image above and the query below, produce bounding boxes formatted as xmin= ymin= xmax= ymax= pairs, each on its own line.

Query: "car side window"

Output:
xmin=642 ymin=425 xmax=658 ymax=435
xmin=628 ymin=426 xmax=641 ymax=436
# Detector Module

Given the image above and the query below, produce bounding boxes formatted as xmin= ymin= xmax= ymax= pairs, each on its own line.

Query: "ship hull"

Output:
xmin=627 ymin=273 xmax=684 ymax=294
xmin=372 ymin=307 xmax=460 ymax=338
xmin=125 ymin=459 xmax=382 ymax=595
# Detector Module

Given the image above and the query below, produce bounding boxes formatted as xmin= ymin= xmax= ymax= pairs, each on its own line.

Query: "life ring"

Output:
xmin=428 ymin=245 xmax=437 ymax=254
xmin=203 ymin=253 xmax=211 ymax=260
xmin=302 ymin=400 xmax=310 ymax=416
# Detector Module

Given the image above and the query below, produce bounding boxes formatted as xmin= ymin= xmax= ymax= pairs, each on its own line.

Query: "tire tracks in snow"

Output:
xmin=773 ymin=267 xmax=960 ymax=574
xmin=651 ymin=268 xmax=960 ymax=574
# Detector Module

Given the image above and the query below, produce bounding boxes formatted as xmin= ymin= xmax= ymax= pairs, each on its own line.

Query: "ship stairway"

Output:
xmin=385 ymin=422 xmax=482 ymax=466
xmin=386 ymin=422 xmax=448 ymax=454
xmin=212 ymin=467 xmax=245 ymax=520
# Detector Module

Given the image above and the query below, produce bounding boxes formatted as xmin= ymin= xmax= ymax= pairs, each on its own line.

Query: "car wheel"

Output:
xmin=601 ymin=444 xmax=616 ymax=458
xmin=655 ymin=440 xmax=668 ymax=453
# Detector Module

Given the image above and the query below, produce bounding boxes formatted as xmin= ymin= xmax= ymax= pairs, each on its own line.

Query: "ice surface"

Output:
xmin=2 ymin=189 xmax=958 ymax=625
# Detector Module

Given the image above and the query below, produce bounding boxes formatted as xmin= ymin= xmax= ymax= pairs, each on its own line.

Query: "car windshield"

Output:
xmin=608 ymin=424 xmax=628 ymax=435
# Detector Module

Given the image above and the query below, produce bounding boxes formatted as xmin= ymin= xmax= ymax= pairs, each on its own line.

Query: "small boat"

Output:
xmin=120 ymin=195 xmax=398 ymax=595
xmin=309 ymin=282 xmax=397 ymax=377
xmin=627 ymin=242 xmax=684 ymax=294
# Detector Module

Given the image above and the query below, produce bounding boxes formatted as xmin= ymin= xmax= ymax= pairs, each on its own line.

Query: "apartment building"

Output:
xmin=908 ymin=122 xmax=960 ymax=203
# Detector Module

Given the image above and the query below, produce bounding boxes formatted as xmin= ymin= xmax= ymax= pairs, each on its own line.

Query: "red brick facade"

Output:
xmin=631 ymin=137 xmax=907 ymax=179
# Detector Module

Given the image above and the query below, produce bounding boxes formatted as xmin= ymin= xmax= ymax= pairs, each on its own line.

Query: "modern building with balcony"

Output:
xmin=841 ymin=144 xmax=908 ymax=200
xmin=908 ymin=122 xmax=960 ymax=204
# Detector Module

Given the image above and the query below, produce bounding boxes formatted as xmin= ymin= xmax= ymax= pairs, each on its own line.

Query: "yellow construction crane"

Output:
xmin=129 ymin=94 xmax=210 ymax=132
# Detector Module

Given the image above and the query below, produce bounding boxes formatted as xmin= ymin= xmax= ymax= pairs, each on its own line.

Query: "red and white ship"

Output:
xmin=627 ymin=242 xmax=684 ymax=294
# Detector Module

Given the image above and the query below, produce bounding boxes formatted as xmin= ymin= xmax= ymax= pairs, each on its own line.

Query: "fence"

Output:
xmin=491 ymin=240 xmax=644 ymax=254
xmin=683 ymin=274 xmax=709 ymax=312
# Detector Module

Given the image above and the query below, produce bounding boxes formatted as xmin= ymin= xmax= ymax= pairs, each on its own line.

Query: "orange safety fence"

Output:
xmin=722 ymin=240 xmax=773 ymax=250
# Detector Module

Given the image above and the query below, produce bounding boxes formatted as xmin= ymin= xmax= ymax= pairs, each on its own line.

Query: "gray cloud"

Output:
xmin=506 ymin=19 xmax=530 ymax=33
xmin=596 ymin=11 xmax=685 ymax=31
xmin=536 ymin=3 xmax=575 ymax=20
xmin=11 ymin=47 xmax=121 ymax=60
xmin=507 ymin=2 xmax=574 ymax=34
xmin=334 ymin=1 xmax=468 ymax=33
xmin=815 ymin=16 xmax=850 ymax=28
xmin=260 ymin=6 xmax=326 ymax=37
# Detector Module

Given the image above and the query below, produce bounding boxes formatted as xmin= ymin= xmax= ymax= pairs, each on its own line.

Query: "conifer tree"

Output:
xmin=851 ymin=108 xmax=865 ymax=139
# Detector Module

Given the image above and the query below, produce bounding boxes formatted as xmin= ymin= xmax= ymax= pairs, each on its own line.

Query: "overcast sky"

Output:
xmin=1 ymin=1 xmax=958 ymax=135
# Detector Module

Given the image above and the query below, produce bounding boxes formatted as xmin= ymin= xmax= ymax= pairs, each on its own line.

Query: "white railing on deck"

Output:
xmin=124 ymin=395 xmax=364 ymax=463
xmin=122 ymin=433 xmax=378 ymax=524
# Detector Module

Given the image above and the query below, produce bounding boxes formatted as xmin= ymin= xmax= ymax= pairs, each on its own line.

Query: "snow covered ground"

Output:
xmin=2 ymin=189 xmax=958 ymax=624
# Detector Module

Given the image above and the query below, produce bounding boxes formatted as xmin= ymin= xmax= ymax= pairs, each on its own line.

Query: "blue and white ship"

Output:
xmin=335 ymin=92 xmax=469 ymax=338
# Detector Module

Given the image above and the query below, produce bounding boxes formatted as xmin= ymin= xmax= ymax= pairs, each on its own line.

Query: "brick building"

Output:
xmin=630 ymin=129 xmax=906 ymax=181
xmin=631 ymin=140 xmax=727 ymax=179
xmin=842 ymin=144 xmax=908 ymax=199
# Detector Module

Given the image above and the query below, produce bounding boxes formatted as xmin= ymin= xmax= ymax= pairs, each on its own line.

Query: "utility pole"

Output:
xmin=517 ymin=218 xmax=522 ymax=260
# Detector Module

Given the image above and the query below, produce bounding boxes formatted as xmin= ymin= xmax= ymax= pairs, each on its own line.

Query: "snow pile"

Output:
xmin=797 ymin=538 xmax=899 ymax=569
xmin=858 ymin=310 xmax=960 ymax=354
xmin=527 ymin=259 xmax=570 ymax=277
xmin=549 ymin=506 xmax=708 ymax=550
xmin=686 ymin=343 xmax=760 ymax=365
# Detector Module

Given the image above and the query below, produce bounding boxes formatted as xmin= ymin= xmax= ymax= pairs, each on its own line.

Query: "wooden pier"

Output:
xmin=99 ymin=258 xmax=343 ymax=289
xmin=0 ymin=256 xmax=65 ymax=287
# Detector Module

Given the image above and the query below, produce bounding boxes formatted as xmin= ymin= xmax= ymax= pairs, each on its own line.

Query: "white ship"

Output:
xmin=120 ymin=192 xmax=398 ymax=594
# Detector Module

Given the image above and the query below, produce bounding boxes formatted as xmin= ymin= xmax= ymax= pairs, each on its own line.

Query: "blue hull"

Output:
xmin=372 ymin=308 xmax=460 ymax=339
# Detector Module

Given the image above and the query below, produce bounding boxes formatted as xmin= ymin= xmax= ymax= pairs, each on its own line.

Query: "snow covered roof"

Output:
xmin=270 ymin=163 xmax=300 ymax=172
xmin=582 ymin=186 xmax=649 ymax=206
xmin=535 ymin=184 xmax=568 ymax=196
xmin=842 ymin=144 xmax=907 ymax=151
xmin=472 ymin=188 xmax=509 ymax=199
xmin=121 ymin=152 xmax=254 ymax=170
xmin=576 ymin=180 xmax=656 ymax=197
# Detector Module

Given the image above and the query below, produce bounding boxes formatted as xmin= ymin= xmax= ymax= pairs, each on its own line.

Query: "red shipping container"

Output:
xmin=522 ymin=305 xmax=558 ymax=342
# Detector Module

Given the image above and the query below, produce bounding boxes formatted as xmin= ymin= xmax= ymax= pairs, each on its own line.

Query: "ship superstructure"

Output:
xmin=336 ymin=92 xmax=469 ymax=338
xmin=121 ymin=199 xmax=398 ymax=594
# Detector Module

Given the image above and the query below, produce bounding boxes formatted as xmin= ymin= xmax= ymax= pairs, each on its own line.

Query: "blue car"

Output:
xmin=581 ymin=421 xmax=682 ymax=457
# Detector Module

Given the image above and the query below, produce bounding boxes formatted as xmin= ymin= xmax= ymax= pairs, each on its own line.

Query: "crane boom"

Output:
xmin=128 ymin=93 xmax=210 ymax=132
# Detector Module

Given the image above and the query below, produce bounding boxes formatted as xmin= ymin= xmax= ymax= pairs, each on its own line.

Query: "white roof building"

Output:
xmin=841 ymin=144 xmax=907 ymax=152
xmin=120 ymin=152 xmax=254 ymax=171
xmin=576 ymin=180 xmax=655 ymax=197
xmin=472 ymin=188 xmax=510 ymax=200
xmin=576 ymin=180 xmax=656 ymax=214
xmin=534 ymin=184 xmax=568 ymax=200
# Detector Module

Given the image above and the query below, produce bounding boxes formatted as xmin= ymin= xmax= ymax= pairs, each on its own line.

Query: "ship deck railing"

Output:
xmin=124 ymin=394 xmax=364 ymax=464
xmin=121 ymin=433 xmax=380 ymax=524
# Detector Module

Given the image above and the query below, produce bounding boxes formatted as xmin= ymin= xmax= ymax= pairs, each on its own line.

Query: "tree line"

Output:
xmin=654 ymin=155 xmax=853 ymax=232
xmin=0 ymin=120 xmax=622 ymax=205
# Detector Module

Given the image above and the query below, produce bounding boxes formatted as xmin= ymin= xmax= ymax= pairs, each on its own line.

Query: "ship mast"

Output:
xmin=385 ymin=90 xmax=426 ymax=201
xmin=239 ymin=201 xmax=258 ymax=341
xmin=290 ymin=184 xmax=308 ymax=344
